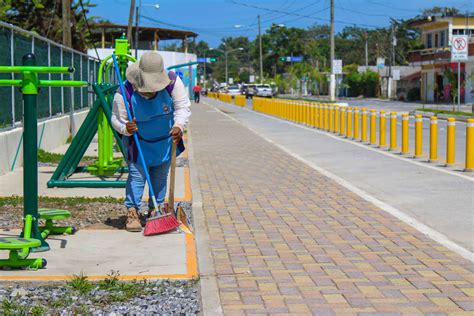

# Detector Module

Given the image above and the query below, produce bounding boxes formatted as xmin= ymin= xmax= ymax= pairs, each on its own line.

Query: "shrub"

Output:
xmin=407 ymin=87 xmax=421 ymax=101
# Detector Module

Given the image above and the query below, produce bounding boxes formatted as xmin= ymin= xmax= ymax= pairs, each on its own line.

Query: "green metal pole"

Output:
xmin=22 ymin=54 xmax=49 ymax=252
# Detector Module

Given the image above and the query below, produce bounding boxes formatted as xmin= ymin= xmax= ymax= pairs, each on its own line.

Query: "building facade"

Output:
xmin=408 ymin=16 xmax=474 ymax=104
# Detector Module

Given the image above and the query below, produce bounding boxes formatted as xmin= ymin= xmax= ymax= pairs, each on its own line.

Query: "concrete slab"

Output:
xmin=0 ymin=229 xmax=196 ymax=280
xmin=0 ymin=165 xmax=188 ymax=200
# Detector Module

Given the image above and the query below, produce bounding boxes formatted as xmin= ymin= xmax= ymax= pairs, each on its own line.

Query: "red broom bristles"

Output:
xmin=143 ymin=213 xmax=180 ymax=236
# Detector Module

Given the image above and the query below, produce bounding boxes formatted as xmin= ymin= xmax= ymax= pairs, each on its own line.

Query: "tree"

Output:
xmin=0 ymin=0 xmax=98 ymax=51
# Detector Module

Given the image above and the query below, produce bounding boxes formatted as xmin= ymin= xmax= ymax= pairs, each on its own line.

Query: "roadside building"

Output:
xmin=408 ymin=15 xmax=474 ymax=104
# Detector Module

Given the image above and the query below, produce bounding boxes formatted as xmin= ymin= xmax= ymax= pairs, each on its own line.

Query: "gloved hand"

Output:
xmin=170 ymin=126 xmax=183 ymax=143
xmin=126 ymin=118 xmax=138 ymax=134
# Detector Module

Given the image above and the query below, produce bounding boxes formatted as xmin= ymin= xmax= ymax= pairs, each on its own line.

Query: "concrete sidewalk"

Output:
xmin=192 ymin=99 xmax=474 ymax=314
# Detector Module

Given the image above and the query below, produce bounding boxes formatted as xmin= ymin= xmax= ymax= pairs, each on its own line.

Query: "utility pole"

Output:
xmin=364 ymin=32 xmax=368 ymax=68
xmin=329 ymin=0 xmax=335 ymax=101
xmin=225 ymin=49 xmax=228 ymax=85
xmin=388 ymin=22 xmax=394 ymax=99
xmin=127 ymin=0 xmax=136 ymax=44
xmin=134 ymin=5 xmax=139 ymax=58
xmin=61 ymin=0 xmax=72 ymax=47
xmin=258 ymin=15 xmax=263 ymax=84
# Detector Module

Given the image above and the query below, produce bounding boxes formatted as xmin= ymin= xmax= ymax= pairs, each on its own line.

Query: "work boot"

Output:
xmin=126 ymin=208 xmax=142 ymax=232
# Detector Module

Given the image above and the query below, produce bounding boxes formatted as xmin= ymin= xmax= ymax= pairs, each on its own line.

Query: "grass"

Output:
xmin=417 ymin=108 xmax=474 ymax=117
xmin=37 ymin=149 xmax=97 ymax=164
xmin=0 ymin=195 xmax=124 ymax=207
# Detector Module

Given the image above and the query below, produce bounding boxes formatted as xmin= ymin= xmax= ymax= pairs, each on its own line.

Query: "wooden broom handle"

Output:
xmin=168 ymin=141 xmax=177 ymax=212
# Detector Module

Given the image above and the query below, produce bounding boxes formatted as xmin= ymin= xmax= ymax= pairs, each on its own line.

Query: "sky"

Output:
xmin=89 ymin=0 xmax=473 ymax=48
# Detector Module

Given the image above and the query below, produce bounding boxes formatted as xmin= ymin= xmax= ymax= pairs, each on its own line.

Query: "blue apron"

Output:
xmin=130 ymin=89 xmax=175 ymax=167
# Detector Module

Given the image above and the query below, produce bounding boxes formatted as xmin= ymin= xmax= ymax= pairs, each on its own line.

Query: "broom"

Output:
xmin=112 ymin=54 xmax=180 ymax=236
xmin=168 ymin=142 xmax=193 ymax=235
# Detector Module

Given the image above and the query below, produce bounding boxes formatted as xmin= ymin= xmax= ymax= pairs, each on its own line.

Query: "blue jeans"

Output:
xmin=124 ymin=161 xmax=171 ymax=211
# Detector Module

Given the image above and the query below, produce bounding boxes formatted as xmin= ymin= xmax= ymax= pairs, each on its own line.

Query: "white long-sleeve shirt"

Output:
xmin=111 ymin=76 xmax=191 ymax=136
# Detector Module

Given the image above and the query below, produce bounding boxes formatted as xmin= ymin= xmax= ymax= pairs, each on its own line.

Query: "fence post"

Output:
xmin=446 ymin=118 xmax=456 ymax=167
xmin=60 ymin=47 xmax=64 ymax=114
xmin=429 ymin=117 xmax=438 ymax=163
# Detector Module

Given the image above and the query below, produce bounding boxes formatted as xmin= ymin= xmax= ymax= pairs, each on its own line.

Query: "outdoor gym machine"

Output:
xmin=0 ymin=53 xmax=87 ymax=269
xmin=48 ymin=36 xmax=135 ymax=188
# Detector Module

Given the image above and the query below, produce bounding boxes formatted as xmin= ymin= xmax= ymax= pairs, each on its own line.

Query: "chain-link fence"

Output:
xmin=0 ymin=21 xmax=100 ymax=130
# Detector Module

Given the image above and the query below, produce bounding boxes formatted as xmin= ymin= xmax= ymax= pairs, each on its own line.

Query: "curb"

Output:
xmin=187 ymin=120 xmax=223 ymax=316
xmin=414 ymin=110 xmax=473 ymax=122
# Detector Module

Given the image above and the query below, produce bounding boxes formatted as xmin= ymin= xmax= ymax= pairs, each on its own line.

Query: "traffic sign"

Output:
xmin=333 ymin=59 xmax=342 ymax=74
xmin=392 ymin=69 xmax=400 ymax=81
xmin=451 ymin=35 xmax=468 ymax=61
xmin=197 ymin=57 xmax=218 ymax=63
xmin=176 ymin=71 xmax=184 ymax=80
xmin=279 ymin=56 xmax=303 ymax=62
xmin=376 ymin=57 xmax=385 ymax=69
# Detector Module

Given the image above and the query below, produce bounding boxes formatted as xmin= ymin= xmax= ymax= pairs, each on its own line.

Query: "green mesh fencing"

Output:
xmin=13 ymin=33 xmax=32 ymax=122
xmin=0 ymin=28 xmax=12 ymax=128
xmin=34 ymin=40 xmax=50 ymax=119
xmin=50 ymin=45 xmax=63 ymax=116
xmin=0 ymin=23 xmax=99 ymax=129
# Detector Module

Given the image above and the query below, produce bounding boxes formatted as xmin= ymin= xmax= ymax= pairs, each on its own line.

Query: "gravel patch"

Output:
xmin=0 ymin=278 xmax=200 ymax=315
xmin=0 ymin=198 xmax=194 ymax=231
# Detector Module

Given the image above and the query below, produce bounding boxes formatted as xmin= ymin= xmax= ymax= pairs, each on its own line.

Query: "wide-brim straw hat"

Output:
xmin=126 ymin=51 xmax=170 ymax=93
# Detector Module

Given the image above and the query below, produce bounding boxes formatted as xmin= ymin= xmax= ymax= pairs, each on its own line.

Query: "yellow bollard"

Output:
xmin=465 ymin=119 xmax=474 ymax=172
xmin=314 ymin=104 xmax=319 ymax=128
xmin=306 ymin=103 xmax=311 ymax=126
xmin=389 ymin=112 xmax=397 ymax=151
xmin=401 ymin=113 xmax=409 ymax=155
xmin=361 ymin=108 xmax=368 ymax=143
xmin=340 ymin=107 xmax=346 ymax=136
xmin=446 ymin=118 xmax=456 ymax=167
xmin=346 ymin=107 xmax=353 ymax=138
xmin=319 ymin=104 xmax=324 ymax=129
xmin=323 ymin=105 xmax=328 ymax=130
xmin=370 ymin=110 xmax=377 ymax=145
xmin=353 ymin=107 xmax=359 ymax=140
xmin=414 ymin=114 xmax=423 ymax=158
xmin=379 ymin=110 xmax=386 ymax=148
xmin=334 ymin=105 xmax=340 ymax=134
xmin=329 ymin=106 xmax=334 ymax=132
xmin=429 ymin=117 xmax=438 ymax=163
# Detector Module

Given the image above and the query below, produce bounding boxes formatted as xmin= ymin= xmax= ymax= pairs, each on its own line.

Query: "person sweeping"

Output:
xmin=111 ymin=52 xmax=191 ymax=232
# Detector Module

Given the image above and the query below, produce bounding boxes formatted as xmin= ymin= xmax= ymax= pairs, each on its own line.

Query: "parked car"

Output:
xmin=226 ymin=85 xmax=241 ymax=96
xmin=255 ymin=84 xmax=273 ymax=98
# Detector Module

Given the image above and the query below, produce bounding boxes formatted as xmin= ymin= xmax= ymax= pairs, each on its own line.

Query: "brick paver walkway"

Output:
xmin=191 ymin=100 xmax=474 ymax=315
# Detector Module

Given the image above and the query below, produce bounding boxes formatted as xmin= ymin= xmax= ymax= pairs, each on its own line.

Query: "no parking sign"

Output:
xmin=451 ymin=35 xmax=468 ymax=61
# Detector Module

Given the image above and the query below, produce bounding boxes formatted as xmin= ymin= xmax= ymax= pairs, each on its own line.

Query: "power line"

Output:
xmin=227 ymin=0 xmax=380 ymax=28
xmin=366 ymin=0 xmax=421 ymax=13
xmin=78 ymin=0 xmax=101 ymax=61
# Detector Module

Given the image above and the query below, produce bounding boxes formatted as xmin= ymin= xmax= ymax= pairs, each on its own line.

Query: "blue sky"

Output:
xmin=90 ymin=0 xmax=472 ymax=48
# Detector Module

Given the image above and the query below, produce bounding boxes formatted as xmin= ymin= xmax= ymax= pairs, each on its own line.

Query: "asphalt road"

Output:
xmin=245 ymin=98 xmax=471 ymax=169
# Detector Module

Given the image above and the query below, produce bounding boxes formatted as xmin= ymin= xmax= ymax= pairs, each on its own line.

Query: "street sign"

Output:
xmin=393 ymin=69 xmax=400 ymax=81
xmin=176 ymin=71 xmax=184 ymax=80
xmin=229 ymin=78 xmax=234 ymax=84
xmin=451 ymin=35 xmax=468 ymax=61
xmin=376 ymin=57 xmax=385 ymax=69
xmin=279 ymin=56 xmax=303 ymax=62
xmin=197 ymin=57 xmax=218 ymax=63
xmin=333 ymin=59 xmax=342 ymax=74
xmin=249 ymin=75 xmax=255 ymax=83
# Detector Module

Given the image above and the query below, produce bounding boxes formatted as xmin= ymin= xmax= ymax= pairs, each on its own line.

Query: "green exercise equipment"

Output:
xmin=48 ymin=36 xmax=135 ymax=188
xmin=0 ymin=215 xmax=46 ymax=270
xmin=0 ymin=53 xmax=86 ymax=269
